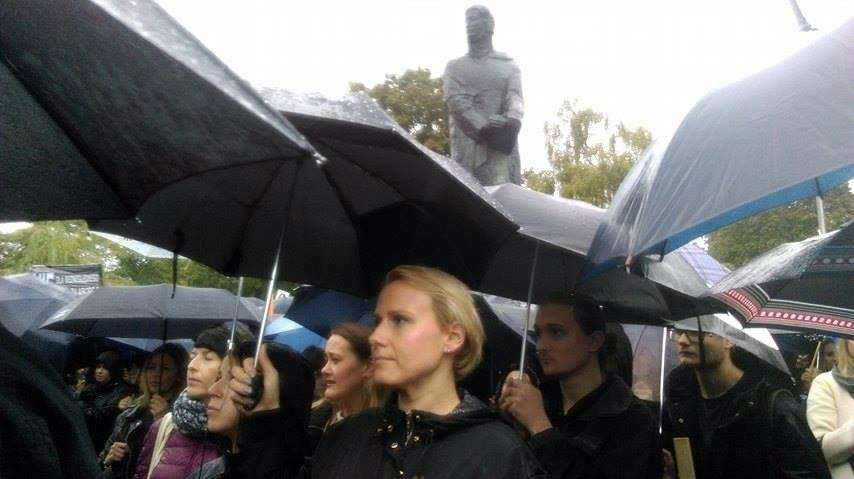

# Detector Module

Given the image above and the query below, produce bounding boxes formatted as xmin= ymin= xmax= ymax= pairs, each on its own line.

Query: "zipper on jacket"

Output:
xmin=404 ymin=412 xmax=415 ymax=447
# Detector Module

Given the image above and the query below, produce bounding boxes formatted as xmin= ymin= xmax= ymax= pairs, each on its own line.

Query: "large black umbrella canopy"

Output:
xmin=93 ymin=91 xmax=518 ymax=296
xmin=0 ymin=0 xmax=313 ymax=222
xmin=480 ymin=183 xmax=602 ymax=303
xmin=706 ymin=221 xmax=854 ymax=339
xmin=41 ymin=284 xmax=262 ymax=340
xmin=587 ymin=19 xmax=854 ymax=274
xmin=481 ymin=184 xmax=723 ymax=324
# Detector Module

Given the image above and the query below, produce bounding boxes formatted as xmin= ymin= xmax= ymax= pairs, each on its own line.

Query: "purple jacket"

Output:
xmin=134 ymin=418 xmax=219 ymax=479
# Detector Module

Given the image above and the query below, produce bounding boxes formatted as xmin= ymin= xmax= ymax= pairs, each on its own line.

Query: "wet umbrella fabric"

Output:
xmin=92 ymin=91 xmax=517 ymax=297
xmin=263 ymin=316 xmax=326 ymax=351
xmin=671 ymin=314 xmax=791 ymax=376
xmin=707 ymin=221 xmax=854 ymax=339
xmin=587 ymin=19 xmax=854 ymax=273
xmin=0 ymin=0 xmax=313 ymax=222
xmin=41 ymin=284 xmax=262 ymax=340
xmin=483 ymin=183 xmax=728 ymax=324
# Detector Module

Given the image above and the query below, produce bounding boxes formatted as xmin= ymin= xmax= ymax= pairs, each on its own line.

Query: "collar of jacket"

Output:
xmin=666 ymin=364 xmax=766 ymax=430
xmin=372 ymin=389 xmax=499 ymax=441
xmin=545 ymin=374 xmax=634 ymax=421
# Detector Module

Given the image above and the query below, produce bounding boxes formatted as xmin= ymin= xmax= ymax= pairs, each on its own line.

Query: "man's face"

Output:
xmin=466 ymin=9 xmax=491 ymax=42
xmin=533 ymin=303 xmax=602 ymax=378
xmin=673 ymin=329 xmax=731 ymax=369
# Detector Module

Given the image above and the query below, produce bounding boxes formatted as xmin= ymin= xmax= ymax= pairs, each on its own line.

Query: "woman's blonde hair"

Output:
xmin=837 ymin=339 xmax=854 ymax=376
xmin=135 ymin=343 xmax=188 ymax=408
xmin=382 ymin=265 xmax=484 ymax=380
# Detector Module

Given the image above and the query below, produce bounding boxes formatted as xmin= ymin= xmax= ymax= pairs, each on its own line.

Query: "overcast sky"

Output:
xmin=154 ymin=0 xmax=850 ymax=172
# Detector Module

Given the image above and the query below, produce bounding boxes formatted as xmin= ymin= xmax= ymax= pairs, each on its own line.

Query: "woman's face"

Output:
xmin=146 ymin=353 xmax=179 ymax=396
xmin=187 ymin=347 xmax=222 ymax=400
xmin=533 ymin=303 xmax=602 ymax=378
xmin=94 ymin=364 xmax=111 ymax=384
xmin=820 ymin=342 xmax=837 ymax=370
xmin=206 ymin=356 xmax=240 ymax=437
xmin=370 ymin=281 xmax=456 ymax=389
xmin=321 ymin=335 xmax=369 ymax=403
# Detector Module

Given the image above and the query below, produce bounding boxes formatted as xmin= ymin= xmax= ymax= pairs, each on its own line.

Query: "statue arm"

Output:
xmin=443 ymin=69 xmax=488 ymax=137
xmin=503 ymin=64 xmax=524 ymax=121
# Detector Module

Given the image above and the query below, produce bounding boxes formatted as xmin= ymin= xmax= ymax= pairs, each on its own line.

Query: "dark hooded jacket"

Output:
xmin=0 ymin=324 xmax=101 ymax=478
xmin=193 ymin=342 xmax=315 ymax=479
xmin=530 ymin=374 xmax=661 ymax=479
xmin=76 ymin=352 xmax=133 ymax=451
xmin=662 ymin=364 xmax=830 ymax=479
xmin=306 ymin=390 xmax=545 ymax=479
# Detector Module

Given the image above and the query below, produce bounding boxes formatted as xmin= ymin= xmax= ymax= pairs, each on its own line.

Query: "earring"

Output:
xmin=444 ymin=347 xmax=451 ymax=353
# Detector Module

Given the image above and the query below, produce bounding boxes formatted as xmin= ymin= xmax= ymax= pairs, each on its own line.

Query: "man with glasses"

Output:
xmin=662 ymin=321 xmax=829 ymax=479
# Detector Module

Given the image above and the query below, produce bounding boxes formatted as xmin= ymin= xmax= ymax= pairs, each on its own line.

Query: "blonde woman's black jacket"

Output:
xmin=306 ymin=391 xmax=545 ymax=479
xmin=530 ymin=375 xmax=661 ymax=479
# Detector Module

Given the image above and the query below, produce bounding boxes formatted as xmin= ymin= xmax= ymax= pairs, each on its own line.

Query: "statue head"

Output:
xmin=465 ymin=6 xmax=494 ymax=43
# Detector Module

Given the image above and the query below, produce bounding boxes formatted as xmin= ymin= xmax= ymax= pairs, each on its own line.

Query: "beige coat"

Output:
xmin=807 ymin=371 xmax=854 ymax=478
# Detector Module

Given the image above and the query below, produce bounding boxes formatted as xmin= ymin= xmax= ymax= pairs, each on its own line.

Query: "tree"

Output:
xmin=536 ymin=99 xmax=652 ymax=208
xmin=707 ymin=185 xmax=854 ymax=269
xmin=521 ymin=169 xmax=555 ymax=195
xmin=350 ymin=68 xmax=449 ymax=155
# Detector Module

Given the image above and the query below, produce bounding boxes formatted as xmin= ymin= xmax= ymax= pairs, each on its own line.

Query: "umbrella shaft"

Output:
xmin=228 ymin=277 xmax=245 ymax=353
xmin=518 ymin=241 xmax=541 ymax=376
xmin=816 ymin=196 xmax=827 ymax=234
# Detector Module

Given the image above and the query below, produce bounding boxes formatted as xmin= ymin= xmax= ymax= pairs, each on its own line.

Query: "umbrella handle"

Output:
xmin=246 ymin=374 xmax=264 ymax=410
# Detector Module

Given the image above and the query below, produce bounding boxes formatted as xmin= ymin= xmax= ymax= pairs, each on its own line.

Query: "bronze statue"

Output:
xmin=443 ymin=5 xmax=523 ymax=186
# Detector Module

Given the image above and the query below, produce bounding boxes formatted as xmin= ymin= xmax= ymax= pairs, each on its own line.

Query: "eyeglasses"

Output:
xmin=668 ymin=329 xmax=713 ymax=343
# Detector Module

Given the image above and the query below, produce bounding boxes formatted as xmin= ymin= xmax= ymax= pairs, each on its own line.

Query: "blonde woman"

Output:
xmin=307 ymin=323 xmax=385 ymax=456
xmin=808 ymin=339 xmax=854 ymax=479
xmin=100 ymin=344 xmax=188 ymax=479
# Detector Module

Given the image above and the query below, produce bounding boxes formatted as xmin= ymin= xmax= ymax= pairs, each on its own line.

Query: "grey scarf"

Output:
xmin=831 ymin=366 xmax=854 ymax=396
xmin=171 ymin=389 xmax=208 ymax=438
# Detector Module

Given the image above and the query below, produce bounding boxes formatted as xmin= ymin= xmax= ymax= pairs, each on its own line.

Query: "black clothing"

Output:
xmin=307 ymin=391 xmax=544 ymax=479
xmin=76 ymin=378 xmax=133 ymax=452
xmin=531 ymin=375 xmax=661 ymax=479
xmin=99 ymin=404 xmax=154 ymax=479
xmin=662 ymin=364 xmax=831 ymax=479
xmin=306 ymin=401 xmax=333 ymax=458
xmin=0 ymin=324 xmax=101 ymax=478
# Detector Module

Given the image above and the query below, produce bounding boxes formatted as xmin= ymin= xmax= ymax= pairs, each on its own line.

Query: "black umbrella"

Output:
xmin=706 ymin=221 xmax=854 ymax=339
xmin=40 ymin=284 xmax=262 ymax=340
xmin=587 ymin=19 xmax=854 ymax=274
xmin=0 ymin=0 xmax=313 ymax=222
xmin=482 ymin=183 xmax=724 ymax=322
xmin=92 ymin=91 xmax=517 ymax=297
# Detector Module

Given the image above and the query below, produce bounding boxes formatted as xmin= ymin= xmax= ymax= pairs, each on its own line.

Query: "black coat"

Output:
xmin=530 ymin=375 xmax=661 ymax=479
xmin=307 ymin=391 xmax=545 ymax=479
xmin=662 ymin=365 xmax=831 ymax=479
xmin=99 ymin=404 xmax=153 ymax=479
xmin=76 ymin=378 xmax=133 ymax=451
xmin=306 ymin=401 xmax=333 ymax=459
xmin=0 ymin=324 xmax=101 ymax=478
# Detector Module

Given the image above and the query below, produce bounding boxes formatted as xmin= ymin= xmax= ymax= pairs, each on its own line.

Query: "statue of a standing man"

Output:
xmin=443 ymin=5 xmax=523 ymax=186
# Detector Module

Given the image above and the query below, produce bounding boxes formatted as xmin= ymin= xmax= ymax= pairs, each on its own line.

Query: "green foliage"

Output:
xmin=521 ymin=168 xmax=556 ymax=195
xmin=543 ymin=99 xmax=652 ymax=208
xmin=0 ymin=221 xmax=292 ymax=298
xmin=350 ymin=68 xmax=449 ymax=155
xmin=707 ymin=185 xmax=854 ymax=269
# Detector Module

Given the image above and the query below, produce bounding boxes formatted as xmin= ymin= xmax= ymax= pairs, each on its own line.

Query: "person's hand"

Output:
xmin=229 ymin=344 xmax=280 ymax=416
xmin=662 ymin=449 xmax=676 ymax=479
xmin=118 ymin=395 xmax=134 ymax=411
xmin=801 ymin=366 xmax=819 ymax=385
xmin=104 ymin=442 xmax=129 ymax=465
xmin=148 ymin=394 xmax=169 ymax=418
xmin=499 ymin=371 xmax=551 ymax=436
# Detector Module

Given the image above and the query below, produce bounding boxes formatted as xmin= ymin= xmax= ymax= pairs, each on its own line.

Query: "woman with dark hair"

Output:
xmin=229 ymin=265 xmax=543 ymax=479
xmin=134 ymin=323 xmax=254 ymax=479
xmin=100 ymin=344 xmax=188 ymax=479
xmin=76 ymin=350 xmax=134 ymax=451
xmin=499 ymin=293 xmax=660 ymax=479
xmin=307 ymin=323 xmax=385 ymax=456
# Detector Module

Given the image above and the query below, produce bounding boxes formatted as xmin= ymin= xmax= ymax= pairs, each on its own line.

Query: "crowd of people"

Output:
xmin=2 ymin=264 xmax=853 ymax=479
